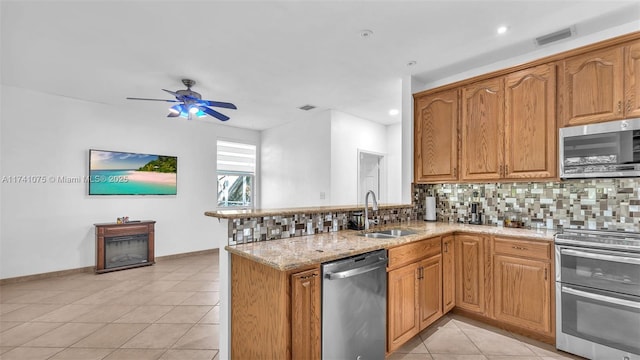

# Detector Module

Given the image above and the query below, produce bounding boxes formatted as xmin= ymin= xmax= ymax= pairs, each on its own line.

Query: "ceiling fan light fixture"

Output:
xmin=128 ymin=79 xmax=237 ymax=121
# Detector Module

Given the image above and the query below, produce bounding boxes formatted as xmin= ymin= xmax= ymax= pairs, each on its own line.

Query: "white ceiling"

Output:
xmin=2 ymin=1 xmax=639 ymax=130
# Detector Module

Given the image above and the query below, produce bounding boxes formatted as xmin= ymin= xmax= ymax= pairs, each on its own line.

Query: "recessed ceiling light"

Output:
xmin=407 ymin=61 xmax=417 ymax=67
xmin=360 ymin=29 xmax=374 ymax=39
xmin=497 ymin=26 xmax=508 ymax=35
xmin=389 ymin=109 xmax=400 ymax=116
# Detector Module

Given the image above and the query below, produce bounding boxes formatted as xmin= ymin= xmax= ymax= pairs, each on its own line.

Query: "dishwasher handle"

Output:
xmin=325 ymin=258 xmax=387 ymax=280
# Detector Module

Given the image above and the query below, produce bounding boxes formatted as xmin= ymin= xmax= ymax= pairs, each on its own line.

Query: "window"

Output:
xmin=217 ymin=140 xmax=256 ymax=208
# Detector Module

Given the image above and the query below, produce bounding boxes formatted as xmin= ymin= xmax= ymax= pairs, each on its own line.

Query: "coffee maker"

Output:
xmin=469 ymin=191 xmax=482 ymax=225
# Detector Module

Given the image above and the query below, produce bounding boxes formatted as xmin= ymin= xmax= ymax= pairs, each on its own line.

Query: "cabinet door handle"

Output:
xmin=444 ymin=242 xmax=449 ymax=253
xmin=628 ymin=99 xmax=632 ymax=114
xmin=544 ymin=268 xmax=547 ymax=281
xmin=453 ymin=167 xmax=457 ymax=178
xmin=301 ymin=273 xmax=318 ymax=280
xmin=618 ymin=101 xmax=622 ymax=114
xmin=512 ymin=245 xmax=528 ymax=251
xmin=505 ymin=164 xmax=509 ymax=175
xmin=499 ymin=165 xmax=503 ymax=176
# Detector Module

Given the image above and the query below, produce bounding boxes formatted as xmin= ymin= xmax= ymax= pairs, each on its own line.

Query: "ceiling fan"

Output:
xmin=126 ymin=79 xmax=237 ymax=121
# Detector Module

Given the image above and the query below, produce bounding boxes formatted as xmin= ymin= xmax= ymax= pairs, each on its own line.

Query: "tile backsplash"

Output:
xmin=413 ymin=179 xmax=640 ymax=231
xmin=228 ymin=207 xmax=413 ymax=245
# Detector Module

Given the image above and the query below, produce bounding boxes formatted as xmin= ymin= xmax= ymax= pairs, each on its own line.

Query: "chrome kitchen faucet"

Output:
xmin=364 ymin=190 xmax=379 ymax=230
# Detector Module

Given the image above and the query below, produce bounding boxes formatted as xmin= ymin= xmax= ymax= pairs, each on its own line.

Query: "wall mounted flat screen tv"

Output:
xmin=89 ymin=149 xmax=177 ymax=195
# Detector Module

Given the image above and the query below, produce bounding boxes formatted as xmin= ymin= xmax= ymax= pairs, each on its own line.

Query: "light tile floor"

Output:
xmin=0 ymin=251 xmax=585 ymax=360
xmin=0 ymin=252 xmax=220 ymax=360
xmin=389 ymin=313 xmax=585 ymax=360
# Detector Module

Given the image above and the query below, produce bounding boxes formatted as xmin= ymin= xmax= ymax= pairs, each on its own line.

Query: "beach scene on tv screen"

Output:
xmin=90 ymin=150 xmax=177 ymax=195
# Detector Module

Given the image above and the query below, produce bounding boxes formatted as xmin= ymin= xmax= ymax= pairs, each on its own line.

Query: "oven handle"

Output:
xmin=560 ymin=248 xmax=640 ymax=265
xmin=562 ymin=286 xmax=640 ymax=309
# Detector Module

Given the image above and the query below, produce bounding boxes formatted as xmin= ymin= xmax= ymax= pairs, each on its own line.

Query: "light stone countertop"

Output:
xmin=225 ymin=221 xmax=556 ymax=271
xmin=204 ymin=203 xmax=413 ymax=219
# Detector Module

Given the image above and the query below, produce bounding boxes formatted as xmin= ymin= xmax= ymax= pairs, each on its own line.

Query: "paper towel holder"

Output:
xmin=425 ymin=196 xmax=437 ymax=222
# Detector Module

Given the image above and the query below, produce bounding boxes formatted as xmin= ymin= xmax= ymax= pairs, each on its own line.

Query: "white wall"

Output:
xmin=417 ymin=22 xmax=640 ymax=91
xmin=386 ymin=122 xmax=402 ymax=204
xmin=0 ymin=85 xmax=260 ymax=279
xmin=331 ymin=110 xmax=392 ymax=205
xmin=261 ymin=110 xmax=331 ymax=208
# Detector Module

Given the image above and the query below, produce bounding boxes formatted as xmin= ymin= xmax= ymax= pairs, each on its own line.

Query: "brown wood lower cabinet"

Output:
xmin=230 ymin=232 xmax=556 ymax=358
xmin=493 ymin=237 xmax=553 ymax=337
xmin=455 ymin=234 xmax=488 ymax=315
xmin=388 ymin=261 xmax=421 ymax=350
xmin=231 ymin=254 xmax=320 ymax=360
xmin=494 ymin=255 xmax=551 ymax=334
xmin=418 ymin=255 xmax=443 ymax=329
xmin=442 ymin=235 xmax=455 ymax=313
xmin=387 ymin=237 xmax=442 ymax=353
xmin=291 ymin=268 xmax=321 ymax=360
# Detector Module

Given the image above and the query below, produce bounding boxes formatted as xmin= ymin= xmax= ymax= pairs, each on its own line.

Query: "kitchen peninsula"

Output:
xmin=205 ymin=205 xmax=557 ymax=359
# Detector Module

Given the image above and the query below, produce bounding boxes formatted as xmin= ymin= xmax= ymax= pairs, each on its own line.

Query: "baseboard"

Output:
xmin=155 ymin=248 xmax=219 ymax=261
xmin=0 ymin=248 xmax=220 ymax=285
xmin=451 ymin=308 xmax=555 ymax=346
xmin=0 ymin=266 xmax=95 ymax=285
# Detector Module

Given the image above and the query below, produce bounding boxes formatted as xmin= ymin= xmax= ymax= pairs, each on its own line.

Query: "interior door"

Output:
xmin=358 ymin=151 xmax=383 ymax=204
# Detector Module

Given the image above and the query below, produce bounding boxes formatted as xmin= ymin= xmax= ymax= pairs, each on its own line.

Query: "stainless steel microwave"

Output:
xmin=560 ymin=118 xmax=640 ymax=178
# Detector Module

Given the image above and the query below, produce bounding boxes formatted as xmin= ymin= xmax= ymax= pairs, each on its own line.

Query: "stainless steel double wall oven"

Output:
xmin=555 ymin=229 xmax=640 ymax=360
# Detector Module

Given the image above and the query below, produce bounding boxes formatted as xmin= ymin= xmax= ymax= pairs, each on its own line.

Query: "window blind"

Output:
xmin=217 ymin=140 xmax=256 ymax=173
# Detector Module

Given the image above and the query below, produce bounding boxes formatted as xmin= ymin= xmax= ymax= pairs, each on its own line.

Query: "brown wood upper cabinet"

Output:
xmin=414 ymin=89 xmax=459 ymax=183
xmin=559 ymin=39 xmax=640 ymax=126
xmin=504 ymin=64 xmax=557 ymax=179
xmin=461 ymin=77 xmax=504 ymax=181
xmin=461 ymin=64 xmax=557 ymax=181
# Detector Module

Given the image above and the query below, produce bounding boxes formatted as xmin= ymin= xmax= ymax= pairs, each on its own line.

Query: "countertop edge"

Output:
xmin=224 ymin=223 xmax=556 ymax=272
xmin=204 ymin=203 xmax=413 ymax=219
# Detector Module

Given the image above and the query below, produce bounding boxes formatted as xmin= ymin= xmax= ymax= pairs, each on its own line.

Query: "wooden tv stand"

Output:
xmin=94 ymin=221 xmax=155 ymax=273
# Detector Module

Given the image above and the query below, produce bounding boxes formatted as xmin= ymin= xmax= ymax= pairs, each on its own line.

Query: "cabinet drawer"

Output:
xmin=388 ymin=237 xmax=441 ymax=270
xmin=494 ymin=237 xmax=551 ymax=260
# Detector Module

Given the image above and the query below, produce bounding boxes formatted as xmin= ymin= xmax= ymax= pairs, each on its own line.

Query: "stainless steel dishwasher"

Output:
xmin=322 ymin=249 xmax=387 ymax=360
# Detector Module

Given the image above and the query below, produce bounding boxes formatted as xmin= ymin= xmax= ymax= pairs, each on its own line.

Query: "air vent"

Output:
xmin=298 ymin=104 xmax=316 ymax=111
xmin=535 ymin=27 xmax=574 ymax=46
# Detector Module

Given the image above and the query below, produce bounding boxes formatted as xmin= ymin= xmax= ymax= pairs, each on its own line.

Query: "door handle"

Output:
xmin=325 ymin=259 xmax=388 ymax=280
xmin=618 ymin=100 xmax=622 ymax=114
xmin=562 ymin=286 xmax=640 ymax=309
xmin=561 ymin=248 xmax=640 ymax=265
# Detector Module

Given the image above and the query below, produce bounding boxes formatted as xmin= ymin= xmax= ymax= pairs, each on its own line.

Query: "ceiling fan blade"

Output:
xmin=162 ymin=89 xmax=180 ymax=97
xmin=199 ymin=106 xmax=230 ymax=121
xmin=199 ymin=100 xmax=237 ymax=109
xmin=126 ymin=97 xmax=178 ymax=102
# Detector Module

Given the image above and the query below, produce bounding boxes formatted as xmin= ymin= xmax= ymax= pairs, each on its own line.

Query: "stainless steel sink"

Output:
xmin=360 ymin=232 xmax=397 ymax=239
xmin=359 ymin=229 xmax=417 ymax=238
xmin=376 ymin=229 xmax=416 ymax=237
